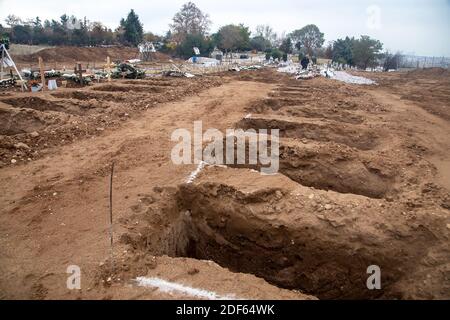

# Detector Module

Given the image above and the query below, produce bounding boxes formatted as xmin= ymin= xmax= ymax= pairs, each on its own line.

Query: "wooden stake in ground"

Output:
xmin=38 ymin=57 xmax=45 ymax=91
xmin=106 ymin=56 xmax=111 ymax=82
xmin=74 ymin=62 xmax=86 ymax=85
xmin=1 ymin=47 xmax=4 ymax=81
xmin=109 ymin=162 xmax=115 ymax=270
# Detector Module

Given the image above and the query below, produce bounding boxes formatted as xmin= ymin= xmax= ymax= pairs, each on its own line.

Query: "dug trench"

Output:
xmin=114 ymin=74 xmax=448 ymax=300
xmin=1 ymin=96 xmax=84 ymax=115
xmin=236 ymin=117 xmax=380 ymax=151
xmin=51 ymin=91 xmax=126 ymax=102
xmin=247 ymin=98 xmax=366 ymax=125
xmin=0 ymin=107 xmax=46 ymax=135
xmin=0 ymin=76 xmax=224 ymax=166
xmin=223 ymin=138 xmax=397 ymax=199
xmin=1 ymin=69 xmax=448 ymax=299
xmin=119 ymin=166 xmax=448 ymax=300
xmin=116 ymin=129 xmax=446 ymax=299
xmin=116 ymin=106 xmax=445 ymax=299
xmin=92 ymin=84 xmax=167 ymax=93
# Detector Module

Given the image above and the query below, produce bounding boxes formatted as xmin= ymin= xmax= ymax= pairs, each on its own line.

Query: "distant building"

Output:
xmin=210 ymin=47 xmax=223 ymax=61
xmin=66 ymin=17 xmax=82 ymax=30
xmin=138 ymin=42 xmax=156 ymax=61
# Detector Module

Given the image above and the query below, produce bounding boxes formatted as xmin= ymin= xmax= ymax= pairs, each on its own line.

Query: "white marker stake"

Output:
xmin=135 ymin=277 xmax=238 ymax=300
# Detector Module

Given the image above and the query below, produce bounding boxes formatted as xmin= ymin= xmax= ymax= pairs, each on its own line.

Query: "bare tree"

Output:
xmin=170 ymin=2 xmax=211 ymax=43
xmin=139 ymin=42 xmax=156 ymax=61
xmin=5 ymin=15 xmax=22 ymax=27
xmin=255 ymin=24 xmax=277 ymax=46
xmin=383 ymin=51 xmax=403 ymax=71
xmin=276 ymin=31 xmax=287 ymax=47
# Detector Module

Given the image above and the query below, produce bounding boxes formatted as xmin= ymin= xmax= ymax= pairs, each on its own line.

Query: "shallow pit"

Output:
xmin=1 ymin=97 xmax=81 ymax=115
xmin=92 ymin=85 xmax=165 ymax=93
xmin=123 ymin=80 xmax=173 ymax=86
xmin=236 ymin=117 xmax=379 ymax=151
xmin=227 ymin=142 xmax=395 ymax=199
xmin=247 ymin=100 xmax=365 ymax=125
xmin=51 ymin=91 xmax=125 ymax=102
xmin=0 ymin=108 xmax=46 ymax=135
xmin=122 ymin=179 xmax=435 ymax=300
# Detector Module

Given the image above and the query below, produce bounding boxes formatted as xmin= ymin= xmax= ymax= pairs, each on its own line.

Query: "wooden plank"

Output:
xmin=74 ymin=62 xmax=86 ymax=85
xmin=106 ymin=56 xmax=111 ymax=82
xmin=38 ymin=56 xmax=46 ymax=91
xmin=2 ymin=45 xmax=27 ymax=91
xmin=1 ymin=45 xmax=4 ymax=80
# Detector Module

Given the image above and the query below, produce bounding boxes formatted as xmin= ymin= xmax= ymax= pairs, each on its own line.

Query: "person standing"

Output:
xmin=301 ymin=55 xmax=310 ymax=70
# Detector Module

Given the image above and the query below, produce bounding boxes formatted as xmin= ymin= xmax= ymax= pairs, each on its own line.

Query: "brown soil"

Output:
xmin=0 ymin=67 xmax=449 ymax=300
xmin=13 ymin=46 xmax=174 ymax=71
xmin=354 ymin=68 xmax=450 ymax=121
xmin=174 ymin=167 xmax=447 ymax=299
xmin=0 ymin=77 xmax=223 ymax=166
xmin=15 ymin=46 xmax=140 ymax=64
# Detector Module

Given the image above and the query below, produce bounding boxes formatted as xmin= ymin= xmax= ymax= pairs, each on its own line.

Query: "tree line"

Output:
xmin=1 ymin=2 xmax=390 ymax=69
xmin=163 ymin=2 xmax=387 ymax=69
xmin=0 ymin=10 xmax=147 ymax=47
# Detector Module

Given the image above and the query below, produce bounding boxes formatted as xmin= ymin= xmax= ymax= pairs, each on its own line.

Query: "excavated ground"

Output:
xmin=119 ymin=70 xmax=449 ymax=299
xmin=0 ymin=68 xmax=449 ymax=300
xmin=0 ymin=77 xmax=224 ymax=167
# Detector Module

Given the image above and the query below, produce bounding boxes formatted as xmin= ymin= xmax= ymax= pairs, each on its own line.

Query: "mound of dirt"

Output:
xmin=236 ymin=116 xmax=379 ymax=150
xmin=356 ymin=68 xmax=450 ymax=121
xmin=0 ymin=108 xmax=46 ymax=135
xmin=0 ymin=76 xmax=224 ymax=166
xmin=120 ymin=166 xmax=449 ymax=299
xmin=227 ymin=139 xmax=396 ymax=199
xmin=14 ymin=46 xmax=140 ymax=63
xmin=92 ymin=84 xmax=166 ymax=93
xmin=1 ymin=67 xmax=449 ymax=300
xmin=405 ymin=67 xmax=450 ymax=79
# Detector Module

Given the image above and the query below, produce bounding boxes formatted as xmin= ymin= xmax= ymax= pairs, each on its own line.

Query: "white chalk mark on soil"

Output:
xmin=185 ymin=161 xmax=207 ymax=184
xmin=135 ymin=277 xmax=238 ymax=300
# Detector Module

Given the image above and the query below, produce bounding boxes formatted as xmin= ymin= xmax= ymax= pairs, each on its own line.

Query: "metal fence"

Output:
xmin=399 ymin=55 xmax=450 ymax=69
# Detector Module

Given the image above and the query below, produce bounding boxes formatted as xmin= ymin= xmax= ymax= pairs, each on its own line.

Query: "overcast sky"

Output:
xmin=1 ymin=0 xmax=449 ymax=56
